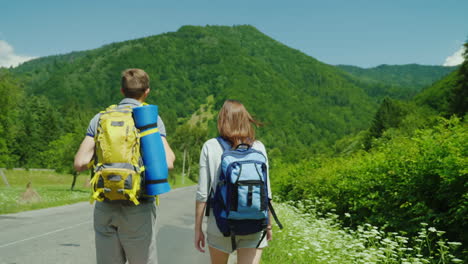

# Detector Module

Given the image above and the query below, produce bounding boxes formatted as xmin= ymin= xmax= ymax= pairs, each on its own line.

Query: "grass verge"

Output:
xmin=0 ymin=169 xmax=195 ymax=214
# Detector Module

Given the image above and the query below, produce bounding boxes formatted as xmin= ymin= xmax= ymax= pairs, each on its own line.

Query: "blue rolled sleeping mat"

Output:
xmin=133 ymin=104 xmax=170 ymax=196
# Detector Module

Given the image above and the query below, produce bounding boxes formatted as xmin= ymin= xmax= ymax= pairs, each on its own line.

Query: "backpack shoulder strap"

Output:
xmin=268 ymin=200 xmax=283 ymax=229
xmin=205 ymin=188 xmax=213 ymax=217
xmin=104 ymin=104 xmax=118 ymax=112
xmin=216 ymin=136 xmax=232 ymax=152
xmin=206 ymin=137 xmax=231 ymax=217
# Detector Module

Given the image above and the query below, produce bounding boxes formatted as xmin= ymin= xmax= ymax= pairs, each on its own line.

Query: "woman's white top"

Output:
xmin=196 ymin=138 xmax=272 ymax=236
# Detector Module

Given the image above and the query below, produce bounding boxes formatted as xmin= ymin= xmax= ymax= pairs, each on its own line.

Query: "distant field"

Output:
xmin=0 ymin=169 xmax=195 ymax=214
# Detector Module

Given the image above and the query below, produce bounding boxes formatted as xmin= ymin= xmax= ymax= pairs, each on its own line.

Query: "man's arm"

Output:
xmin=162 ymin=137 xmax=175 ymax=170
xmin=74 ymin=136 xmax=95 ymax=172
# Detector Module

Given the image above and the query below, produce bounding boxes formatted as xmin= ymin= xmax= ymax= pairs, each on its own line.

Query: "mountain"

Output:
xmin=10 ymin=25 xmax=379 ymax=158
xmin=4 ymin=25 xmax=458 ymax=168
xmin=413 ymin=70 xmax=459 ymax=115
xmin=337 ymin=64 xmax=457 ymax=99
xmin=415 ymin=43 xmax=467 ymax=117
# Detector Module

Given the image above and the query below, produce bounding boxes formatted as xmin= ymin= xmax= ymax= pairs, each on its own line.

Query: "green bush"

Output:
xmin=271 ymin=116 xmax=467 ymax=251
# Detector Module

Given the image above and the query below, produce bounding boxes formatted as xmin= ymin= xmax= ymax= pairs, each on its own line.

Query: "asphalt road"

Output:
xmin=0 ymin=186 xmax=210 ymax=264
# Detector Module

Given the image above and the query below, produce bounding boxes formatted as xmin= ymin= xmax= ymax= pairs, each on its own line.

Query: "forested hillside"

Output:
xmin=338 ymin=64 xmax=457 ymax=99
xmin=0 ymin=69 xmax=92 ymax=170
xmin=6 ymin=25 xmax=384 ymax=169
xmin=415 ymin=53 xmax=468 ymax=117
xmin=3 ymin=25 xmax=461 ymax=176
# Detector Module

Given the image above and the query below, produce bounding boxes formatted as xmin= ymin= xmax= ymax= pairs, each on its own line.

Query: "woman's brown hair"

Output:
xmin=217 ymin=100 xmax=261 ymax=148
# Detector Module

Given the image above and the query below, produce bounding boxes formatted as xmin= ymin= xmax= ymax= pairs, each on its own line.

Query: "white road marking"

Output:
xmin=0 ymin=220 xmax=92 ymax=248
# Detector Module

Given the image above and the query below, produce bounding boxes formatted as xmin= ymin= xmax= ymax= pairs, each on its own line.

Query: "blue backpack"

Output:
xmin=206 ymin=137 xmax=283 ymax=251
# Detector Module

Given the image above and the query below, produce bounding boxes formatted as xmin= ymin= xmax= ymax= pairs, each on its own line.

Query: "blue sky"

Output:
xmin=1 ymin=0 xmax=467 ymax=67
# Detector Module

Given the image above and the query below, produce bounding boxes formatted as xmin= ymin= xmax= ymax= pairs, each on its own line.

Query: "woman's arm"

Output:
xmin=267 ymin=209 xmax=273 ymax=241
xmin=194 ymin=142 xmax=211 ymax=252
xmin=194 ymin=201 xmax=207 ymax=253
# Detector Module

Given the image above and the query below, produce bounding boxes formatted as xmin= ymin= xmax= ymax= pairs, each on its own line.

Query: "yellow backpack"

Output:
xmin=90 ymin=105 xmax=144 ymax=205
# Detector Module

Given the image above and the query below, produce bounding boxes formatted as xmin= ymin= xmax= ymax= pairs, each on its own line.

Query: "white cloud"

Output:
xmin=443 ymin=46 xmax=466 ymax=66
xmin=0 ymin=40 xmax=36 ymax=68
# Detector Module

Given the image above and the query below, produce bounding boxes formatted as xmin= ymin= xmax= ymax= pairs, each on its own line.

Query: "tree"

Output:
xmin=365 ymin=97 xmax=408 ymax=149
xmin=0 ymin=70 xmax=23 ymax=167
xmin=14 ymin=95 xmax=63 ymax=167
xmin=40 ymin=133 xmax=83 ymax=190
xmin=172 ymin=124 xmax=208 ymax=182
xmin=450 ymin=42 xmax=468 ymax=117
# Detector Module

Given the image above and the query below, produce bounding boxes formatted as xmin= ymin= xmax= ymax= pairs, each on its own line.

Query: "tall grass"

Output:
xmin=263 ymin=201 xmax=463 ymax=264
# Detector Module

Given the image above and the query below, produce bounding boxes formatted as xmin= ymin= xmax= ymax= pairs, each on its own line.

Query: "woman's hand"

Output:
xmin=266 ymin=227 xmax=273 ymax=241
xmin=195 ymin=229 xmax=206 ymax=253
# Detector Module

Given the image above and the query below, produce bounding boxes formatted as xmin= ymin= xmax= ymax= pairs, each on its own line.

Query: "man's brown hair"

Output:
xmin=217 ymin=99 xmax=261 ymax=148
xmin=121 ymin=68 xmax=150 ymax=99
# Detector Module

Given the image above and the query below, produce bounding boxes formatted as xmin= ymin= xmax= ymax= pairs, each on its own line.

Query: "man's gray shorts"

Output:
xmin=94 ymin=201 xmax=157 ymax=264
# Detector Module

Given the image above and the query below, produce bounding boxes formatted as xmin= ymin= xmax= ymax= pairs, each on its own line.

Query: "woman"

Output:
xmin=194 ymin=99 xmax=273 ymax=264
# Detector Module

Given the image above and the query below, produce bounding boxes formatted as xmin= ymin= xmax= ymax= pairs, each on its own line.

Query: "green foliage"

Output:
xmin=415 ymin=43 xmax=467 ymax=118
xmin=13 ymin=95 xmax=63 ymax=167
xmin=335 ymin=98 xmax=438 ymax=155
xmin=332 ymin=130 xmax=369 ymax=155
xmin=40 ymin=133 xmax=82 ymax=174
xmin=450 ymin=43 xmax=468 ymax=117
xmin=338 ymin=64 xmax=457 ymax=100
xmin=9 ymin=25 xmax=383 ymax=170
xmin=0 ymin=70 xmax=23 ymax=167
xmin=0 ymin=68 xmax=95 ymax=171
xmin=415 ymin=70 xmax=460 ymax=116
xmin=368 ymin=98 xmax=409 ymax=139
xmin=3 ymin=27 xmax=460 ymax=173
xmin=171 ymin=124 xmax=208 ymax=182
xmin=271 ymin=117 xmax=467 ymax=249
xmin=363 ymin=97 xmax=414 ymax=150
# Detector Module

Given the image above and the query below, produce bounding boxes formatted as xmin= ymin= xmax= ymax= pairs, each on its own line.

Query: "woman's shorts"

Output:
xmin=207 ymin=232 xmax=268 ymax=253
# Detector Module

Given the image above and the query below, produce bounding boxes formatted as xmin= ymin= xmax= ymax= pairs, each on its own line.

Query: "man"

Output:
xmin=74 ymin=68 xmax=175 ymax=264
